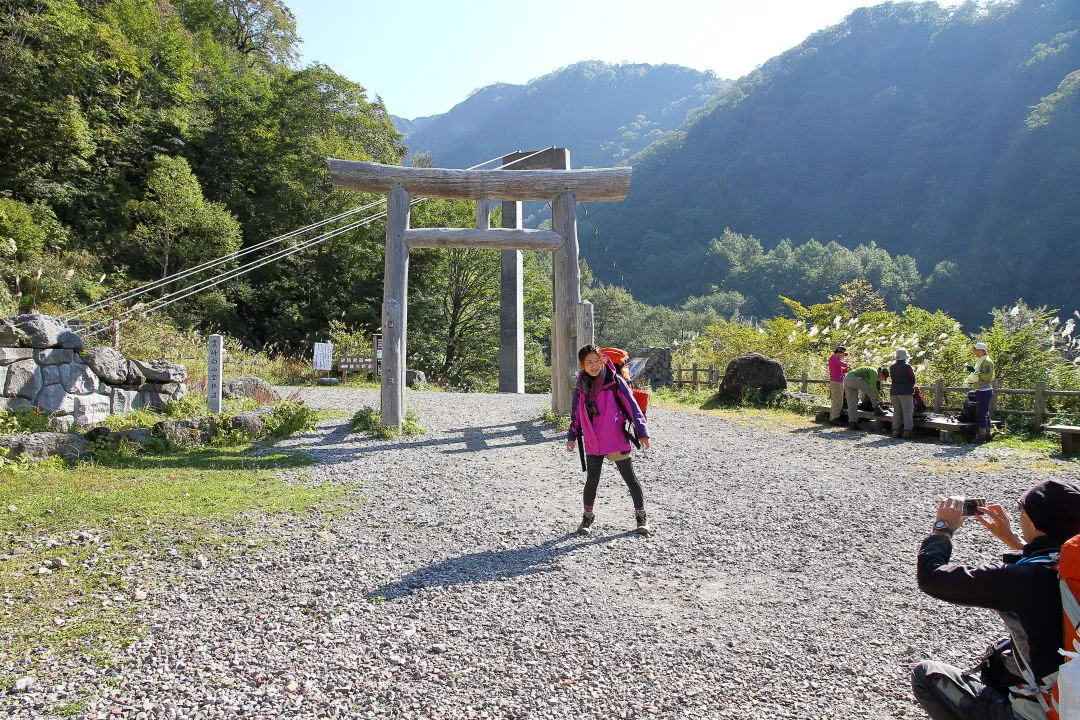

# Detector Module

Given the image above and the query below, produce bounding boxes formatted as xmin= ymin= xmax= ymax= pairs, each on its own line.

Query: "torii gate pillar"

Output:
xmin=499 ymin=149 xmax=572 ymax=395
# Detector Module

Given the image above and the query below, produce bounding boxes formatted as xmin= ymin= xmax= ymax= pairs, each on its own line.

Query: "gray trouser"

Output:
xmin=892 ymin=394 xmax=914 ymax=431
xmin=830 ymin=381 xmax=845 ymax=421
xmin=911 ymin=660 xmax=1017 ymax=720
xmin=843 ymin=376 xmax=874 ymax=421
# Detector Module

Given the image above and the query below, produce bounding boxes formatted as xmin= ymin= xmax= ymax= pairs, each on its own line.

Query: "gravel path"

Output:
xmin=5 ymin=388 xmax=1073 ymax=719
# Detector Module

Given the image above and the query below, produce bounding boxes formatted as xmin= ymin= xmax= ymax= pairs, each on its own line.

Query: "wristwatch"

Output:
xmin=933 ymin=520 xmax=954 ymax=537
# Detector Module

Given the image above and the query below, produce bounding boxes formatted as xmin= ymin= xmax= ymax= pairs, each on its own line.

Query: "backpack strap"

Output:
xmin=609 ymin=376 xmax=642 ymax=450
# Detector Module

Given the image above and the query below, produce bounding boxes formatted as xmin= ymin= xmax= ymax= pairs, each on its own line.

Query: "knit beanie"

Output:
xmin=1019 ymin=480 xmax=1080 ymax=540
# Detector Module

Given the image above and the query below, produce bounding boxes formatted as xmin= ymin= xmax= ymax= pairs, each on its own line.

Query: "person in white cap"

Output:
xmin=889 ymin=348 xmax=918 ymax=438
xmin=966 ymin=342 xmax=995 ymax=442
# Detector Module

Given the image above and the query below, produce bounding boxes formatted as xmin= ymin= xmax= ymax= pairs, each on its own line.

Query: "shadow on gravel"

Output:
xmin=788 ymin=426 xmax=873 ymax=441
xmin=286 ymin=420 xmax=556 ymax=467
xmin=366 ymin=531 xmax=635 ymax=601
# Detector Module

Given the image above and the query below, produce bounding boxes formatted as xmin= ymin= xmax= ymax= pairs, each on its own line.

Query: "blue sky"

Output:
xmin=287 ymin=0 xmax=964 ymax=120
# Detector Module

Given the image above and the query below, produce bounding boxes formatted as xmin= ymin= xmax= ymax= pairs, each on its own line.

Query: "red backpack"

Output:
xmin=1012 ymin=534 xmax=1080 ymax=719
xmin=599 ymin=347 xmax=649 ymax=417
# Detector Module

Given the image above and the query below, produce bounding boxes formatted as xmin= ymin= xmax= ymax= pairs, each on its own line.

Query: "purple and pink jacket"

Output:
xmin=828 ymin=353 xmax=850 ymax=382
xmin=566 ymin=359 xmax=649 ymax=456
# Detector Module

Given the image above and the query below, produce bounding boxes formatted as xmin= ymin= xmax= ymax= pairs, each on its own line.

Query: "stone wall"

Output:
xmin=0 ymin=314 xmax=187 ymax=431
xmin=628 ymin=347 xmax=673 ymax=388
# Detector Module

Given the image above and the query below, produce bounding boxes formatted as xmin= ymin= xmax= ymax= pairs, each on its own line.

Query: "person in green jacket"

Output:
xmin=842 ymin=365 xmax=889 ymax=430
xmin=966 ymin=342 xmax=995 ymax=442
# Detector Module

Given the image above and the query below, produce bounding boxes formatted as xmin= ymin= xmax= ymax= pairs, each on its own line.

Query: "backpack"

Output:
xmin=1010 ymin=534 xmax=1080 ymax=719
xmin=913 ymin=386 xmax=928 ymax=414
xmin=958 ymin=391 xmax=978 ymax=423
xmin=600 ymin=347 xmax=649 ymax=418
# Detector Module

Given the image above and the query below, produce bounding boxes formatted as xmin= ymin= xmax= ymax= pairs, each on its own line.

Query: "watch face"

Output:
xmin=934 ymin=520 xmax=949 ymax=530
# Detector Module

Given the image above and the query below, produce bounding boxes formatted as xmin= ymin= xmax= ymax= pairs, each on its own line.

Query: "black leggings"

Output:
xmin=584 ymin=454 xmax=645 ymax=514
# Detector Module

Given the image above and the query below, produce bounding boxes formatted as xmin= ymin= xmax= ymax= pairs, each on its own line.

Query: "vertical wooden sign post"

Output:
xmin=207 ymin=334 xmax=223 ymax=414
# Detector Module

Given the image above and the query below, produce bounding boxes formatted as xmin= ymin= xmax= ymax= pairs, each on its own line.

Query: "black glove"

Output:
xmin=965 ymin=364 xmax=976 ymax=373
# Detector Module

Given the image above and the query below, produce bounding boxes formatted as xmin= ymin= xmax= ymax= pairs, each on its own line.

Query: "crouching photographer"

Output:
xmin=912 ymin=480 xmax=1080 ymax=720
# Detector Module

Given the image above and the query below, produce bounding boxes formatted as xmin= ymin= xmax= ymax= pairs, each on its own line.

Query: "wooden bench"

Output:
xmin=814 ymin=406 xmax=979 ymax=441
xmin=1043 ymin=425 xmax=1080 ymax=456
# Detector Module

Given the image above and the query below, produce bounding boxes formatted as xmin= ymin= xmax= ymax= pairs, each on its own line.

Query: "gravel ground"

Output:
xmin=4 ymin=387 xmax=1074 ymax=719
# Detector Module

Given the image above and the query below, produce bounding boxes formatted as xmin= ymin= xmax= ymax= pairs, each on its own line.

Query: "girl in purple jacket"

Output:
xmin=565 ymin=344 xmax=652 ymax=536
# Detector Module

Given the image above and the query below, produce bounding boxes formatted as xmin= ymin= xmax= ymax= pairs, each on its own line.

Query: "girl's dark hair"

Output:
xmin=878 ymin=366 xmax=890 ymax=380
xmin=577 ymin=344 xmax=602 ymax=363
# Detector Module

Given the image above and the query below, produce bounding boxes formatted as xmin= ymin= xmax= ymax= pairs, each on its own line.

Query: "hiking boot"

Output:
xmin=576 ymin=513 xmax=595 ymax=536
xmin=635 ymin=515 xmax=652 ymax=537
xmin=903 ymin=429 xmax=913 ymax=439
xmin=848 ymin=423 xmax=860 ymax=431
xmin=891 ymin=430 xmax=901 ymax=438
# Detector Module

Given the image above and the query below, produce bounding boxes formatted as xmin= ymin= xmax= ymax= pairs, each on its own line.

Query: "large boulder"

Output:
xmin=85 ymin=346 xmax=130 ymax=385
xmin=131 ymin=360 xmax=186 ymax=383
xmin=406 ymin=369 xmax=427 ymax=389
xmin=11 ymin=314 xmax=83 ymax=351
xmin=222 ymin=376 xmax=277 ymax=401
xmin=0 ymin=318 xmax=29 ymax=347
xmin=229 ymin=411 xmax=265 ymax=438
xmin=718 ymin=352 xmax=788 ymax=402
xmin=0 ymin=432 xmax=89 ymax=463
xmin=152 ymin=418 xmax=214 ymax=445
xmin=5 ymin=359 xmax=42 ymax=400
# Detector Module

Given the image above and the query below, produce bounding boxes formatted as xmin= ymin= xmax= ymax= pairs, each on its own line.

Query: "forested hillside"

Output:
xmin=395 ymin=62 xmax=727 ymax=169
xmin=0 ymin=0 xmax=406 ymax=348
xmin=584 ymin=0 xmax=1080 ymax=327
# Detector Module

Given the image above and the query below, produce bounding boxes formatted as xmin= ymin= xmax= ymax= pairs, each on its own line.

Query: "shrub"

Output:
xmin=261 ymin=401 xmax=319 ymax=439
xmin=349 ymin=406 xmax=424 ymax=439
xmin=0 ymin=408 xmax=54 ymax=435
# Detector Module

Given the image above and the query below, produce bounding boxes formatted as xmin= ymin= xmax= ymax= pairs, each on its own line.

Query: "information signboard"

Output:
xmin=313 ymin=342 xmax=333 ymax=372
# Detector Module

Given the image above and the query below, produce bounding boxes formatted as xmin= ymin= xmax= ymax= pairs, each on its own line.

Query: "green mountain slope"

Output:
xmin=394 ymin=61 xmax=727 ymax=169
xmin=585 ymin=0 xmax=1080 ymax=326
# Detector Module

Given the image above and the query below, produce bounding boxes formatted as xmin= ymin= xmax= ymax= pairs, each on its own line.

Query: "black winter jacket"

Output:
xmin=917 ymin=533 xmax=1063 ymax=681
xmin=889 ymin=360 xmax=917 ymax=396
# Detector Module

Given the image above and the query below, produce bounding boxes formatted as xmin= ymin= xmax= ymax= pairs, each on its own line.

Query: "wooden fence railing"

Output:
xmin=673 ymin=366 xmax=1080 ymax=426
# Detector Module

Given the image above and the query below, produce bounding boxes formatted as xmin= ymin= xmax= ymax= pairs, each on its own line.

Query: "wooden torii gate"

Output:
xmin=326 ymin=157 xmax=633 ymax=429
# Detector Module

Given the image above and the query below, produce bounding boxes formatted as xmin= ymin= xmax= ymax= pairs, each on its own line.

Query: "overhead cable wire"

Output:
xmin=578 ymin=202 xmax=627 ymax=286
xmin=105 ymin=148 xmax=557 ymax=327
xmin=64 ymin=198 xmax=387 ymax=320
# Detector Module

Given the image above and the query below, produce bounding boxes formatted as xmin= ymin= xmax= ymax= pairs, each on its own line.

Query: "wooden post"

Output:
xmin=552 ymin=188 xmax=579 ymax=415
xmin=691 ymin=363 xmax=699 ymax=389
xmin=990 ymin=379 xmax=999 ymax=419
xmin=709 ymin=365 xmax=716 ymax=386
xmin=1034 ymin=381 xmax=1047 ymax=427
xmin=934 ymin=378 xmax=944 ymax=413
xmin=801 ymin=371 xmax=809 ymax=393
xmin=499 ymin=182 xmax=525 ymax=394
xmin=475 ymin=199 xmax=492 ymax=230
xmin=381 ymin=185 xmax=410 ymax=430
xmin=576 ymin=300 xmax=594 ymax=351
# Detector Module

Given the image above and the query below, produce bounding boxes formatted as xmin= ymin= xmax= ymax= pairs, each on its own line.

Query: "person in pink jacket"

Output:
xmin=828 ymin=345 xmax=851 ymax=424
xmin=566 ymin=344 xmax=652 ymax=536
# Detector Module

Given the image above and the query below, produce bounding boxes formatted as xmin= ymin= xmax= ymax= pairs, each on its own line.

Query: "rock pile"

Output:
xmin=628 ymin=347 xmax=673 ymax=388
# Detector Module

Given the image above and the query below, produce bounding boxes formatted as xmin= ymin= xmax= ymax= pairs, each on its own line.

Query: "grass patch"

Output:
xmin=0 ymin=446 xmax=352 ymax=686
xmin=542 ymin=407 xmax=571 ymax=432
